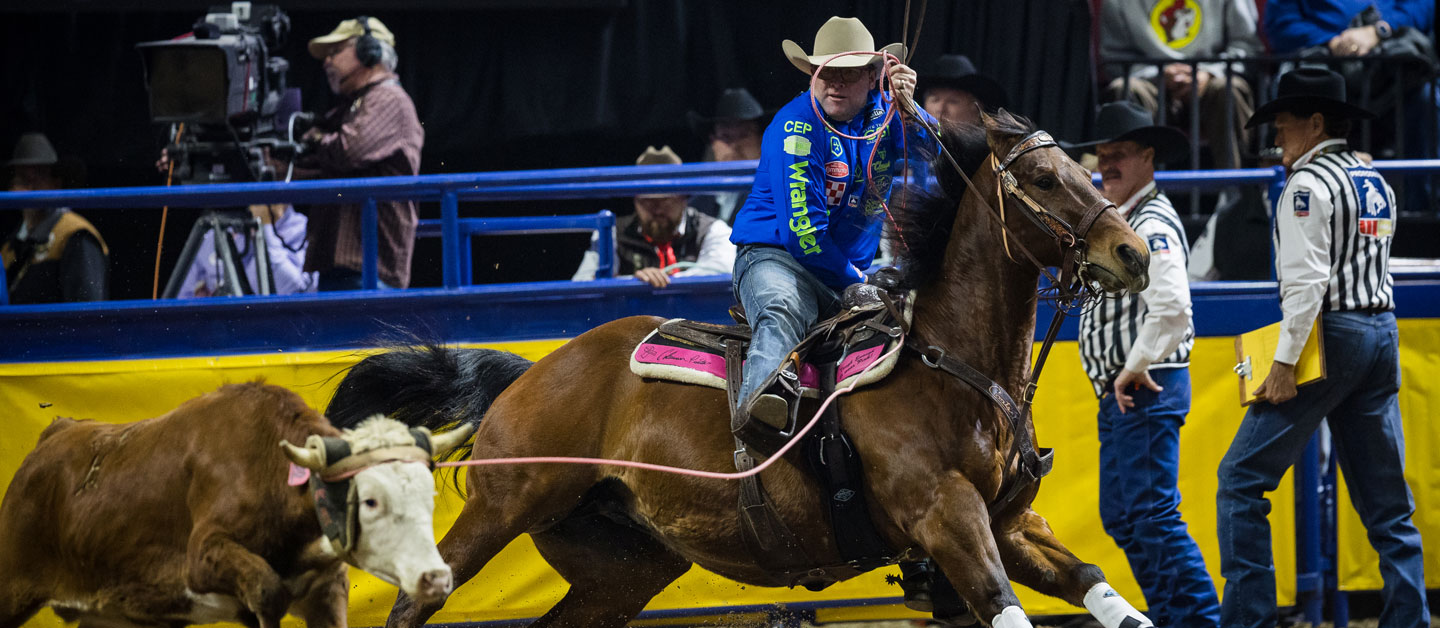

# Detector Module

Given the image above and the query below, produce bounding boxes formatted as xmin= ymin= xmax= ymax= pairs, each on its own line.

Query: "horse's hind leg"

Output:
xmin=992 ymin=506 xmax=1152 ymax=628
xmin=526 ymin=513 xmax=690 ymax=628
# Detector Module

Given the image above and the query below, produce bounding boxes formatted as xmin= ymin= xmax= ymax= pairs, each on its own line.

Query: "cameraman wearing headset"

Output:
xmin=278 ymin=16 xmax=423 ymax=291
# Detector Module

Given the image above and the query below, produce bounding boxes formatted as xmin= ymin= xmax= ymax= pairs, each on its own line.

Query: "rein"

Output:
xmin=895 ymin=100 xmax=1115 ymax=513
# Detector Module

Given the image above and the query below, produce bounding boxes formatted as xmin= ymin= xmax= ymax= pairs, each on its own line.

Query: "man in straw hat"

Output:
xmin=573 ymin=146 xmax=735 ymax=288
xmin=2 ymin=132 xmax=108 ymax=304
xmin=271 ymin=16 xmax=422 ymax=291
xmin=1068 ymin=101 xmax=1220 ymax=628
xmin=1216 ymin=67 xmax=1427 ymax=628
xmin=728 ymin=16 xmax=939 ymax=434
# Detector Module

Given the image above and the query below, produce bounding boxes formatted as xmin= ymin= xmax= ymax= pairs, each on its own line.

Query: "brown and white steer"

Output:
xmin=0 ymin=382 xmax=472 ymax=628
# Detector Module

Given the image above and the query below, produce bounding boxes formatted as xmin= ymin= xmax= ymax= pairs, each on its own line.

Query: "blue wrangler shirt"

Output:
xmin=730 ymin=88 xmax=940 ymax=290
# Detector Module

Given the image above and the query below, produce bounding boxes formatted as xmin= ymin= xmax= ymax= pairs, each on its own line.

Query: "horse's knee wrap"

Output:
xmin=1082 ymin=582 xmax=1152 ymax=628
xmin=991 ymin=605 xmax=1033 ymax=628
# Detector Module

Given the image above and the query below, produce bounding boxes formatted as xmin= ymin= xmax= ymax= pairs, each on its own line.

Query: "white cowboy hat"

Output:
xmin=781 ymin=16 xmax=906 ymax=76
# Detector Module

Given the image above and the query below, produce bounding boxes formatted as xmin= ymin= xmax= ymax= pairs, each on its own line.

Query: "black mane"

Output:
xmin=889 ymin=111 xmax=1037 ymax=288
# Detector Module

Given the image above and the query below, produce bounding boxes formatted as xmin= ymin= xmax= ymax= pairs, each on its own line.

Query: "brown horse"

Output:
xmin=329 ymin=111 xmax=1153 ymax=628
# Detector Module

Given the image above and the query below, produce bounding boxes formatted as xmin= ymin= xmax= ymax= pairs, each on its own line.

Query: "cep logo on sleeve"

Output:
xmin=1148 ymin=234 xmax=1171 ymax=255
xmin=1293 ymin=189 xmax=1310 ymax=217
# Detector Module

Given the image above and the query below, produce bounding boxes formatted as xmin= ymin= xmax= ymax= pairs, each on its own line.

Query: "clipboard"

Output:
xmin=1233 ymin=319 xmax=1327 ymax=406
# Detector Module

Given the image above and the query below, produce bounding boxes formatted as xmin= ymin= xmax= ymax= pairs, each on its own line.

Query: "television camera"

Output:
xmin=137 ymin=2 xmax=309 ymax=185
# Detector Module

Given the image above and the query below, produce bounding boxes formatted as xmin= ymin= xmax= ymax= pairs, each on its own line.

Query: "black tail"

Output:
xmin=326 ymin=345 xmax=534 ymax=462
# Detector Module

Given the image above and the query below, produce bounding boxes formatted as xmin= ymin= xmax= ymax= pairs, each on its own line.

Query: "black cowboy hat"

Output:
xmin=918 ymin=54 xmax=1009 ymax=112
xmin=687 ymin=88 xmax=766 ymax=135
xmin=1067 ymin=101 xmax=1191 ymax=165
xmin=1246 ymin=67 xmax=1376 ymax=129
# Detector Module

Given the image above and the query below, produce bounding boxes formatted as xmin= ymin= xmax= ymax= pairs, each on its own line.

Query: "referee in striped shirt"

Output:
xmin=1071 ymin=101 xmax=1221 ymax=628
xmin=1217 ymin=68 xmax=1427 ymax=628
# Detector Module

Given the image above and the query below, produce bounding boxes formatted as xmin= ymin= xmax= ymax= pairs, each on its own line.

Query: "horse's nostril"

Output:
xmin=1116 ymin=243 xmax=1147 ymax=275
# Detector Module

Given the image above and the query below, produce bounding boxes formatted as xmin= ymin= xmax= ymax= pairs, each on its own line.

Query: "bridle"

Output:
xmin=902 ymin=109 xmax=1121 ymax=514
xmin=987 ymin=130 xmax=1114 ymax=310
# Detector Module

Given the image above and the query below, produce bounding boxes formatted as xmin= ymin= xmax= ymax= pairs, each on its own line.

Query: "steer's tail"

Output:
xmin=326 ymin=345 xmax=534 ymax=462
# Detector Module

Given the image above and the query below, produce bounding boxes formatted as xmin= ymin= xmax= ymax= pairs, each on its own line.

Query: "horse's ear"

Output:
xmin=983 ymin=109 xmax=1023 ymax=158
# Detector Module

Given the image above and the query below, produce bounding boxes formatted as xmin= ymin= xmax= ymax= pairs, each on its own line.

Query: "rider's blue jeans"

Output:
xmin=732 ymin=245 xmax=841 ymax=408
xmin=1097 ymin=367 xmax=1220 ymax=628
xmin=1217 ymin=311 xmax=1427 ymax=628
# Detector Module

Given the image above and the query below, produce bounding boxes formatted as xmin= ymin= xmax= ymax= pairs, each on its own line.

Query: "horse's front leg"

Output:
xmin=912 ymin=472 xmax=1034 ymax=628
xmin=992 ymin=505 xmax=1152 ymax=628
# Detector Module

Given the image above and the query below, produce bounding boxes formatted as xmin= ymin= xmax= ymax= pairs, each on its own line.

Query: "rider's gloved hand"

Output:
xmin=867 ymin=266 xmax=904 ymax=292
xmin=841 ymin=282 xmax=885 ymax=309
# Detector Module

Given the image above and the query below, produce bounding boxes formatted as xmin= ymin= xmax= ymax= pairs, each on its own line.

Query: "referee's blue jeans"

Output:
xmin=1098 ymin=367 xmax=1220 ymax=628
xmin=731 ymin=245 xmax=840 ymax=408
xmin=1217 ymin=311 xmax=1427 ymax=628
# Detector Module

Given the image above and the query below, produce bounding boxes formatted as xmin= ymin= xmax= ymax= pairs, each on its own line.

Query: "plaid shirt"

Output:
xmin=301 ymin=77 xmax=423 ymax=288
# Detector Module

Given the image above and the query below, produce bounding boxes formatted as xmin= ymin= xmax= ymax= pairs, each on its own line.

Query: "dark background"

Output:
xmin=1 ymin=0 xmax=1098 ymax=298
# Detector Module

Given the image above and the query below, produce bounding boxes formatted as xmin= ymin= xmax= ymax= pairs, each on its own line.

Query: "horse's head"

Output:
xmin=981 ymin=110 xmax=1150 ymax=294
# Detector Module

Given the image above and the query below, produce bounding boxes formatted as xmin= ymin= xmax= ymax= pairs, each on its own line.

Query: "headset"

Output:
xmin=353 ymin=15 xmax=382 ymax=68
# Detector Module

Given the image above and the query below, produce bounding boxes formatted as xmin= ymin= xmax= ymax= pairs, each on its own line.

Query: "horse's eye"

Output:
xmin=1034 ymin=176 xmax=1056 ymax=191
xmin=363 ymin=498 xmax=379 ymax=509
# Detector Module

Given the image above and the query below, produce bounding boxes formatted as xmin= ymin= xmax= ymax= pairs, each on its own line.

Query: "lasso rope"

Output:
xmin=436 ymin=338 xmax=904 ymax=480
xmin=806 ymin=49 xmax=914 ymax=255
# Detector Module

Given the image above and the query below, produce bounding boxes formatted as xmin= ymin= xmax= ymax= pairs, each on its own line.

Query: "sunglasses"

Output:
xmin=816 ymin=66 xmax=871 ymax=84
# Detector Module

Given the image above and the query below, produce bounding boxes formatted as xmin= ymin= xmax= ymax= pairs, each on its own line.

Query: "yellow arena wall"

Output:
xmin=8 ymin=320 xmax=1436 ymax=625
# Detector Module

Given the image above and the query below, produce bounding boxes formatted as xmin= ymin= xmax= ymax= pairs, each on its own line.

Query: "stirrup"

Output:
xmin=746 ymin=393 xmax=789 ymax=430
xmin=731 ymin=359 xmax=803 ymax=457
xmin=893 ymin=560 xmax=935 ymax=613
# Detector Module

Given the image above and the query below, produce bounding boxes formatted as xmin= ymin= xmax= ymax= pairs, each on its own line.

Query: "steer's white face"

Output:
xmin=347 ymin=461 xmax=453 ymax=604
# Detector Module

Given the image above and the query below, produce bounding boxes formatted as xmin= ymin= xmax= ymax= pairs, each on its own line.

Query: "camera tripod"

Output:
xmin=161 ymin=209 xmax=275 ymax=298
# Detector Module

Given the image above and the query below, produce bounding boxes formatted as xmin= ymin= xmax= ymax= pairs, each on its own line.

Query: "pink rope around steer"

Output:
xmin=436 ymin=336 xmax=905 ymax=480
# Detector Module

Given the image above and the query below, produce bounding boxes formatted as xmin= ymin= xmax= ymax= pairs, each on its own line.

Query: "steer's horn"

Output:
xmin=280 ymin=434 xmax=329 ymax=470
xmin=430 ymin=423 xmax=477 ymax=459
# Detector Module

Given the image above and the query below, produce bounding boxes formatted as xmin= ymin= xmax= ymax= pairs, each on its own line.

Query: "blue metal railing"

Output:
xmin=2 ymin=157 xmax=1436 ymax=306
xmin=415 ymin=211 xmax=618 ymax=285
xmin=0 ymin=160 xmax=756 ymax=300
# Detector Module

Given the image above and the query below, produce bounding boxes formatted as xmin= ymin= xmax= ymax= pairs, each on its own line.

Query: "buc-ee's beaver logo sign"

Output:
xmin=1151 ymin=0 xmax=1202 ymax=49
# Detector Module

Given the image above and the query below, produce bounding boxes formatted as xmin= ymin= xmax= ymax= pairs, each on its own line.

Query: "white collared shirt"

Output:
xmin=1079 ymin=182 xmax=1194 ymax=396
xmin=1272 ymin=139 xmax=1396 ymax=364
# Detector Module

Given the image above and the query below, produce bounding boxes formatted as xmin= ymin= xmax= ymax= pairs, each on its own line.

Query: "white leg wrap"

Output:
xmin=991 ymin=605 xmax=1033 ymax=628
xmin=1083 ymin=582 xmax=1153 ymax=628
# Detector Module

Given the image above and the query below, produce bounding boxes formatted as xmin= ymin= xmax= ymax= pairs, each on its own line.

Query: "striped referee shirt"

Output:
xmin=1272 ymin=139 xmax=1396 ymax=364
xmin=1079 ymin=182 xmax=1195 ymax=397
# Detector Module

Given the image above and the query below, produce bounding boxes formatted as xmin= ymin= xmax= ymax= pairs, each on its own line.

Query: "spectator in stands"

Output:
xmin=1218 ymin=67 xmax=1427 ymax=628
xmin=903 ymin=54 xmax=1009 ymax=186
xmin=1263 ymin=0 xmax=1433 ymax=59
xmin=1069 ymin=101 xmax=1220 ymax=628
xmin=918 ymin=54 xmax=1009 ymax=125
xmin=573 ymin=146 xmax=736 ymax=288
xmin=176 ymin=204 xmax=318 ymax=298
xmin=688 ymin=88 xmax=766 ymax=224
xmin=1100 ymin=0 xmax=1262 ymax=169
xmin=274 ymin=16 xmax=423 ymax=291
xmin=2 ymin=132 xmax=108 ymax=304
xmin=1264 ymin=0 xmax=1438 ymax=211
